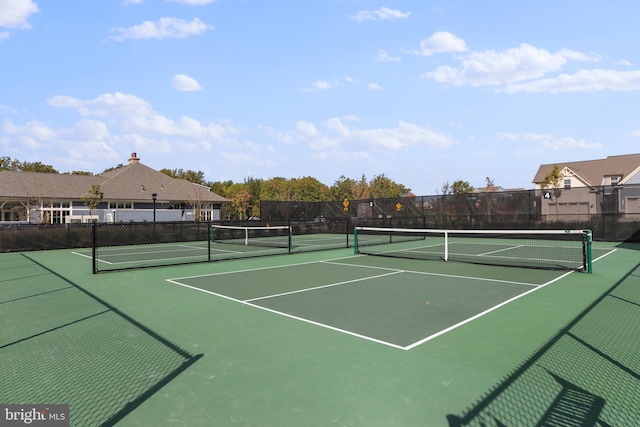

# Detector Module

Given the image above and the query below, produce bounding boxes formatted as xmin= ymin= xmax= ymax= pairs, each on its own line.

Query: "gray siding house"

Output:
xmin=0 ymin=153 xmax=228 ymax=223
xmin=532 ymin=153 xmax=640 ymax=220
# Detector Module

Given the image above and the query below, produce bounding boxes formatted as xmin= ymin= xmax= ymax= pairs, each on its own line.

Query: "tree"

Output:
xmin=351 ymin=175 xmax=371 ymax=200
xmin=210 ymin=180 xmax=234 ymax=198
xmin=484 ymin=177 xmax=497 ymax=223
xmin=20 ymin=161 xmax=58 ymax=173
xmin=160 ymin=168 xmax=206 ymax=185
xmin=102 ymin=164 xmax=126 ymax=174
xmin=451 ymin=180 xmax=474 ymax=195
xmin=244 ymin=177 xmax=263 ymax=217
xmin=81 ymin=184 xmax=103 ymax=220
xmin=0 ymin=156 xmax=21 ymax=171
xmin=290 ymin=176 xmax=330 ymax=201
xmin=0 ymin=157 xmax=58 ymax=173
xmin=369 ymin=174 xmax=410 ymax=199
xmin=260 ymin=177 xmax=293 ymax=201
xmin=329 ymin=175 xmax=357 ymax=201
xmin=485 ymin=177 xmax=497 ymax=192
xmin=229 ymin=190 xmax=252 ymax=220
xmin=541 ymin=164 xmax=564 ymax=220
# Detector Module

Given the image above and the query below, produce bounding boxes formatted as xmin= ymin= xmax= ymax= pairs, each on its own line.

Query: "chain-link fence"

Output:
xmin=0 ymin=223 xmax=93 ymax=252
xmin=92 ymin=221 xmax=212 ymax=273
xmin=260 ymin=185 xmax=640 ymax=242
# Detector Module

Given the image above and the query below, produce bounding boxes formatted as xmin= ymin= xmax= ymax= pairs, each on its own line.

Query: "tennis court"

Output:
xmin=167 ymin=256 xmax=576 ymax=350
xmin=2 ymin=233 xmax=639 ymax=426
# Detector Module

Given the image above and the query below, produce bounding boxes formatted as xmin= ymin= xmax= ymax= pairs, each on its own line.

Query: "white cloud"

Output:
xmin=375 ymin=49 xmax=400 ymax=62
xmin=270 ymin=118 xmax=456 ymax=156
xmin=109 ymin=17 xmax=213 ymax=41
xmin=504 ymin=69 xmax=640 ymax=93
xmin=498 ymin=132 xmax=602 ymax=150
xmin=0 ymin=0 xmax=39 ymax=29
xmin=422 ymin=43 xmax=596 ymax=86
xmin=302 ymin=77 xmax=359 ymax=92
xmin=47 ymin=92 xmax=239 ymax=141
xmin=4 ymin=92 xmax=247 ymax=170
xmin=172 ymin=74 xmax=203 ymax=91
xmin=349 ymin=7 xmax=411 ymax=22
xmin=368 ymin=82 xmax=383 ymax=90
xmin=302 ymin=80 xmax=333 ymax=92
xmin=404 ymin=31 xmax=467 ymax=56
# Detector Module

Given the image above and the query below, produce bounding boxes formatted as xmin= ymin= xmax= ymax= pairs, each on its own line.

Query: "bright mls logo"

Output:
xmin=0 ymin=405 xmax=69 ymax=426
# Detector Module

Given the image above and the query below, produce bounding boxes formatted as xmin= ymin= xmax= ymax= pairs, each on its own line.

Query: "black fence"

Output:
xmin=3 ymin=185 xmax=640 ymax=257
xmin=0 ymin=223 xmax=93 ymax=252
xmin=93 ymin=221 xmax=212 ymax=273
xmin=260 ymin=185 xmax=640 ymax=243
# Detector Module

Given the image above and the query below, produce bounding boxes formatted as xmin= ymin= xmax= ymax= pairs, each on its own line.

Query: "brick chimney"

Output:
xmin=128 ymin=152 xmax=140 ymax=164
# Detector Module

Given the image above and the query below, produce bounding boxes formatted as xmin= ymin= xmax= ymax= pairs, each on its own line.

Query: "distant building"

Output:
xmin=532 ymin=153 xmax=640 ymax=220
xmin=0 ymin=153 xmax=228 ymax=223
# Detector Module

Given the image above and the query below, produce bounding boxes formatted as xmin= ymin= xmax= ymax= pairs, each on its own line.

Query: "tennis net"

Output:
xmin=211 ymin=224 xmax=292 ymax=250
xmin=92 ymin=222 xmax=293 ymax=273
xmin=354 ymin=227 xmax=592 ymax=272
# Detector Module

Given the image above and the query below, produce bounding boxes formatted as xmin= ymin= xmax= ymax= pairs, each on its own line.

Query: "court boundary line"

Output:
xmin=404 ymin=270 xmax=574 ymax=350
xmin=166 ymin=255 xmax=363 ymax=281
xmin=245 ymin=270 xmax=405 ymax=302
xmin=165 ymin=257 xmax=564 ymax=350
xmin=320 ymin=260 xmax=540 ymax=287
xmin=165 ymin=276 xmax=408 ymax=350
xmin=147 ymin=246 xmax=620 ymax=350
xmin=403 ymin=246 xmax=618 ymax=349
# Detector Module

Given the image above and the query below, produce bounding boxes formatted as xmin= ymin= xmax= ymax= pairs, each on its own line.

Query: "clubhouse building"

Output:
xmin=0 ymin=153 xmax=228 ymax=224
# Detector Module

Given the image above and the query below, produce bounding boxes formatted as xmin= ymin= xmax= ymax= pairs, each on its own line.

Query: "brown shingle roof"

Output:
xmin=532 ymin=153 xmax=640 ymax=186
xmin=0 ymin=162 xmax=228 ymax=203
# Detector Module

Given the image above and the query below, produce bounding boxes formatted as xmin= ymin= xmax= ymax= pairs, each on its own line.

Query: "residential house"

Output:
xmin=532 ymin=153 xmax=640 ymax=220
xmin=0 ymin=153 xmax=228 ymax=223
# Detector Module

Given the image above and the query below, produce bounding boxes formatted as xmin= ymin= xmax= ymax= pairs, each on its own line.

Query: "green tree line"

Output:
xmin=210 ymin=174 xmax=412 ymax=219
xmin=3 ymin=156 xmax=500 ymax=220
xmin=1 ymin=156 xmax=416 ymax=219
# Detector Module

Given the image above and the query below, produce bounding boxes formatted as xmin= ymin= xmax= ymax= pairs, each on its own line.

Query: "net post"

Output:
xmin=585 ymin=229 xmax=593 ymax=273
xmin=207 ymin=222 xmax=212 ymax=262
xmin=353 ymin=227 xmax=359 ymax=254
xmin=92 ymin=222 xmax=97 ymax=274
xmin=288 ymin=220 xmax=292 ymax=254
xmin=444 ymin=231 xmax=449 ymax=261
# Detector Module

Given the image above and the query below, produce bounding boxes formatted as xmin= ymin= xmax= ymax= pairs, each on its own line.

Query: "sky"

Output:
xmin=2 ymin=0 xmax=640 ymax=195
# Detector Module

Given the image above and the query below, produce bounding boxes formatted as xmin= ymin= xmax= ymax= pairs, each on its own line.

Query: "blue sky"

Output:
xmin=2 ymin=0 xmax=640 ymax=195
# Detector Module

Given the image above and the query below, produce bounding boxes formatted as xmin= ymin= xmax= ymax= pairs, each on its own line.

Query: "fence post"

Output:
xmin=92 ymin=222 xmax=97 ymax=274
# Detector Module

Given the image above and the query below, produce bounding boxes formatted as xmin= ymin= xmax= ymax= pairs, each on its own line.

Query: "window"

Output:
xmin=610 ymin=176 xmax=620 ymax=186
xmin=564 ymin=179 xmax=571 ymax=189
xmin=108 ymin=202 xmax=133 ymax=209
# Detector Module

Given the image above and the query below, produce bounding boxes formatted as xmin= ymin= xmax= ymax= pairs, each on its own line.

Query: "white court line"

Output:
xmin=403 ymin=246 xmax=618 ymax=350
xmin=478 ymin=245 xmax=525 ymax=256
xmin=167 ymin=255 xmax=363 ymax=281
xmin=320 ymin=260 xmax=539 ymax=287
xmin=165 ymin=247 xmax=617 ymax=351
xmin=166 ymin=276 xmax=407 ymax=350
xmin=404 ymin=270 xmax=575 ymax=350
xmin=592 ymin=248 xmax=617 ymax=263
xmin=245 ymin=270 xmax=404 ymax=302
xmin=71 ymin=251 xmax=92 ymax=260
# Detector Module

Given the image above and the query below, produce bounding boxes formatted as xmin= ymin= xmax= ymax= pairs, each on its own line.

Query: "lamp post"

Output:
xmin=152 ymin=193 xmax=157 ymax=223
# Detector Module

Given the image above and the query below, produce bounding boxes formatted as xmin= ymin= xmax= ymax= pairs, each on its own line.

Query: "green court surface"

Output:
xmin=1 ymin=241 xmax=639 ymax=426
